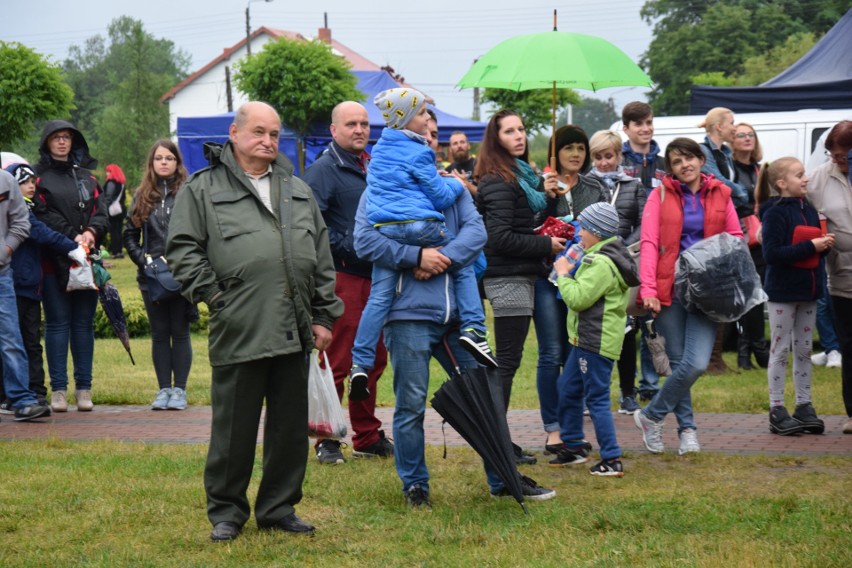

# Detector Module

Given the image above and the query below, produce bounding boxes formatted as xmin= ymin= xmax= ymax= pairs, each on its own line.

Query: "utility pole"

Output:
xmin=225 ymin=66 xmax=234 ymax=112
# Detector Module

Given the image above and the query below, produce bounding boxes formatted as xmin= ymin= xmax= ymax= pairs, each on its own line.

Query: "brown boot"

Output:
xmin=706 ymin=323 xmax=729 ymax=375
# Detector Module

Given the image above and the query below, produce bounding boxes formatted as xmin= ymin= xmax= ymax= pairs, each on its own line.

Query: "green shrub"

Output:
xmin=94 ymin=297 xmax=209 ymax=338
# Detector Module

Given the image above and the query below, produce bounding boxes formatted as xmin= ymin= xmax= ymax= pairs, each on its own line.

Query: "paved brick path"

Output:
xmin=2 ymin=405 xmax=849 ymax=456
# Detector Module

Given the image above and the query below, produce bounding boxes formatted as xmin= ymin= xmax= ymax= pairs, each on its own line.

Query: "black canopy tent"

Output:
xmin=690 ymin=8 xmax=852 ymax=114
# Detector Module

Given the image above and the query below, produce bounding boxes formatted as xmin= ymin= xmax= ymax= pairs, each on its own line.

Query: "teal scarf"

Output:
xmin=514 ymin=159 xmax=546 ymax=213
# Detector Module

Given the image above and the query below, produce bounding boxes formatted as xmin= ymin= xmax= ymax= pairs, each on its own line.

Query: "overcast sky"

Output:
xmin=1 ymin=0 xmax=654 ymax=120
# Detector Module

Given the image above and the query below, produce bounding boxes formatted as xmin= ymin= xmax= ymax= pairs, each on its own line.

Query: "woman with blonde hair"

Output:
xmin=731 ymin=123 xmax=770 ymax=370
xmin=123 ymin=139 xmax=194 ymax=410
xmin=700 ymin=107 xmax=748 ymax=209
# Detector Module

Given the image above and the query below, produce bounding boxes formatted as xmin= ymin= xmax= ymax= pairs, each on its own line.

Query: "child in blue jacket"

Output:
xmin=348 ymin=88 xmax=495 ymax=400
xmin=758 ymin=157 xmax=835 ymax=436
xmin=0 ymin=164 xmax=83 ymax=411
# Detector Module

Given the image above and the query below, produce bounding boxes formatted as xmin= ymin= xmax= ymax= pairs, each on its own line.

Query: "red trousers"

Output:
xmin=323 ymin=272 xmax=387 ymax=450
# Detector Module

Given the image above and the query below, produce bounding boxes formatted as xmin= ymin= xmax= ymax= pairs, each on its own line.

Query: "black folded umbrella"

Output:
xmin=430 ymin=334 xmax=527 ymax=514
xmin=98 ymin=282 xmax=135 ymax=365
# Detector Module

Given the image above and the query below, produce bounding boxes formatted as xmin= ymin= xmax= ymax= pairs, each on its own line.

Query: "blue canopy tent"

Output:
xmin=690 ymin=8 xmax=852 ymax=114
xmin=177 ymin=69 xmax=486 ymax=174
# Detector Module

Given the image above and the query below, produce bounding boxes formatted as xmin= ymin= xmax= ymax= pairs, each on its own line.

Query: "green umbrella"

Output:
xmin=457 ymin=11 xmax=652 ymax=178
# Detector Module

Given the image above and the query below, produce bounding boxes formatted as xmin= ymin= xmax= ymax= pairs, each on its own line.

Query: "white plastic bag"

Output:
xmin=66 ymin=254 xmax=97 ymax=291
xmin=307 ymin=351 xmax=348 ymax=439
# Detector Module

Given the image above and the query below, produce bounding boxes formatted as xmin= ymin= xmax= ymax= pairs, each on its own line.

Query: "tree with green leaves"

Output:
xmin=558 ymin=96 xmax=619 ymax=136
xmin=640 ymin=0 xmax=850 ymax=115
xmin=234 ymin=38 xmax=363 ymax=171
xmin=0 ymin=42 xmax=74 ymax=154
xmin=481 ymin=87 xmax=579 ymax=135
xmin=63 ymin=16 xmax=189 ymax=184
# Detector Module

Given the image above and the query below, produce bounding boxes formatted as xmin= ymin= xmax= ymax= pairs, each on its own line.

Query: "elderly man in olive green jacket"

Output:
xmin=166 ymin=101 xmax=343 ymax=543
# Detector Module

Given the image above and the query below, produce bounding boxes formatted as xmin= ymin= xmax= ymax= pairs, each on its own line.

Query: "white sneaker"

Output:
xmin=811 ymin=352 xmax=828 ymax=366
xmin=678 ymin=428 xmax=700 ymax=455
xmin=826 ymin=350 xmax=842 ymax=368
xmin=634 ymin=411 xmax=665 ymax=453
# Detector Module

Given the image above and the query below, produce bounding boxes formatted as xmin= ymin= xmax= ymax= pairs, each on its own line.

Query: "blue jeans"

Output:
xmin=637 ymin=315 xmax=660 ymax=398
xmin=42 ymin=272 xmax=98 ymax=392
xmin=816 ymin=274 xmax=839 ymax=352
xmin=558 ymin=347 xmax=621 ymax=460
xmin=642 ymin=299 xmax=716 ymax=432
xmin=384 ymin=320 xmax=503 ymax=494
xmin=0 ymin=270 xmax=37 ymax=409
xmin=532 ymin=276 xmax=569 ymax=433
xmin=353 ymin=220 xmax=485 ymax=370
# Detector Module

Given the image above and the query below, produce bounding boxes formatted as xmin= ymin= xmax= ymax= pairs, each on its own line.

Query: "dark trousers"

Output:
xmin=0 ymin=296 xmax=46 ymax=400
xmin=322 ymin=272 xmax=386 ymax=450
xmin=493 ymin=315 xmax=532 ymax=409
xmin=108 ymin=215 xmax=125 ymax=255
xmin=205 ymin=352 xmax=309 ymax=528
xmin=140 ymin=290 xmax=192 ymax=390
xmin=831 ymin=295 xmax=852 ymax=417
xmin=616 ymin=325 xmax=637 ymax=398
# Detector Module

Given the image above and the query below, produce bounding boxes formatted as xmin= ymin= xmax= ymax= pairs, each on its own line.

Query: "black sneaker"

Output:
xmin=459 ymin=328 xmax=498 ymax=368
xmin=405 ymin=485 xmax=432 ymax=510
xmin=618 ymin=395 xmax=641 ymax=415
xmin=353 ymin=430 xmax=394 ymax=458
xmin=589 ymin=458 xmax=625 ymax=477
xmin=0 ymin=399 xmax=13 ymax=415
xmin=792 ymin=402 xmax=825 ymax=435
xmin=348 ymin=366 xmax=370 ymax=401
xmin=14 ymin=402 xmax=51 ymax=422
xmin=769 ymin=405 xmax=806 ymax=436
xmin=512 ymin=443 xmax=537 ymax=465
xmin=315 ymin=439 xmax=346 ymax=465
xmin=548 ymin=443 xmax=590 ymax=467
xmin=491 ymin=475 xmax=556 ymax=501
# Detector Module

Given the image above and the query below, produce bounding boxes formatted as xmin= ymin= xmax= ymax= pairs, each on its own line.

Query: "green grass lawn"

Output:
xmin=4 ymin=256 xmax=849 ymax=566
xmin=94 ymin=255 xmax=846 ymax=415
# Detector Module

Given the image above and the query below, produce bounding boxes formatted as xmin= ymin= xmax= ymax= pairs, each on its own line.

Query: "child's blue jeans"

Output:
xmin=352 ymin=220 xmax=485 ymax=370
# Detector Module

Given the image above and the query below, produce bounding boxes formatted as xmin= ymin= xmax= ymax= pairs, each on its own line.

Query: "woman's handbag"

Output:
xmin=142 ymin=224 xmax=181 ymax=302
xmin=307 ymin=351 xmax=348 ymax=439
xmin=144 ymin=256 xmax=182 ymax=302
xmin=740 ymin=214 xmax=761 ymax=247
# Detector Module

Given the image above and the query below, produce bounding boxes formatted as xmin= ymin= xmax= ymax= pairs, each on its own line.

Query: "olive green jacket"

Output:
xmin=166 ymin=142 xmax=342 ymax=367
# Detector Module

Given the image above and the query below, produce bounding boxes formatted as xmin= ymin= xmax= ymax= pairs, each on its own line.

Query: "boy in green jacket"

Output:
xmin=549 ymin=202 xmax=639 ymax=476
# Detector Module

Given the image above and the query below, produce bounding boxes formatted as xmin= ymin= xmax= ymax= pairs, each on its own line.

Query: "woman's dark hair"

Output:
xmin=664 ymin=137 xmax=705 ymax=173
xmin=129 ymin=139 xmax=188 ymax=228
xmin=548 ymin=125 xmax=590 ymax=174
xmin=825 ymin=120 xmax=852 ymax=152
xmin=473 ymin=109 xmax=528 ymax=183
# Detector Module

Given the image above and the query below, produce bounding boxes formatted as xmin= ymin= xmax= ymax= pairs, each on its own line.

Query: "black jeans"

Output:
xmin=492 ymin=315 xmax=532 ymax=410
xmin=141 ymin=290 xmax=193 ymax=390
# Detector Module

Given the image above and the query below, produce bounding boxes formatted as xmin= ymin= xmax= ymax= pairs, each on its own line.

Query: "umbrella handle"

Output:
xmin=442 ymin=329 xmax=463 ymax=379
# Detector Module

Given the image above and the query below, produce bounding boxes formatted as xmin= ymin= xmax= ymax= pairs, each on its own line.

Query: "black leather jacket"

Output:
xmin=123 ymin=181 xmax=178 ymax=287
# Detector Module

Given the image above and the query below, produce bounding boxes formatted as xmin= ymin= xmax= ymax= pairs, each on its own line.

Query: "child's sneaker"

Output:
xmin=618 ymin=395 xmax=640 ymax=415
xmin=459 ymin=328 xmax=498 ymax=368
xmin=589 ymin=458 xmax=624 ymax=477
xmin=792 ymin=402 xmax=825 ymax=434
xmin=769 ymin=405 xmax=806 ymax=436
xmin=547 ymin=444 xmax=590 ymax=467
xmin=348 ymin=366 xmax=369 ymax=401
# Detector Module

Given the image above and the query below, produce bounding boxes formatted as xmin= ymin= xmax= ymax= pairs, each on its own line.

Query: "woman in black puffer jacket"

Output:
xmin=124 ymin=139 xmax=194 ymax=411
xmin=35 ymin=120 xmax=108 ymax=413
xmin=474 ymin=110 xmax=566 ymax=464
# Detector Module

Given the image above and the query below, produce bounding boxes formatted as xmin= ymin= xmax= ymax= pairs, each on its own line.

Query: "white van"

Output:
xmin=610 ymin=109 xmax=851 ymax=166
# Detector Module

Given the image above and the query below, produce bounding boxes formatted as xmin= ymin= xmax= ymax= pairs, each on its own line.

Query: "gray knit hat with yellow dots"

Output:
xmin=374 ymin=88 xmax=426 ymax=130
xmin=578 ymin=202 xmax=620 ymax=239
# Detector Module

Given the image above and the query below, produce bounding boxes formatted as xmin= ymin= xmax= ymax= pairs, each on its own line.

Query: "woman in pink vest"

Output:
xmin=633 ymin=138 xmax=743 ymax=456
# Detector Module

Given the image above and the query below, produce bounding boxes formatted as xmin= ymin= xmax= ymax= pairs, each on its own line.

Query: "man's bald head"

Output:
xmin=330 ymin=101 xmax=370 ymax=154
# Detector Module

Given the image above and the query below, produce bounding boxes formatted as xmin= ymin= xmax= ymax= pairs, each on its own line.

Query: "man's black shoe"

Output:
xmin=14 ymin=403 xmax=51 ymax=422
xmin=264 ymin=512 xmax=315 ymax=535
xmin=210 ymin=521 xmax=241 ymax=542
